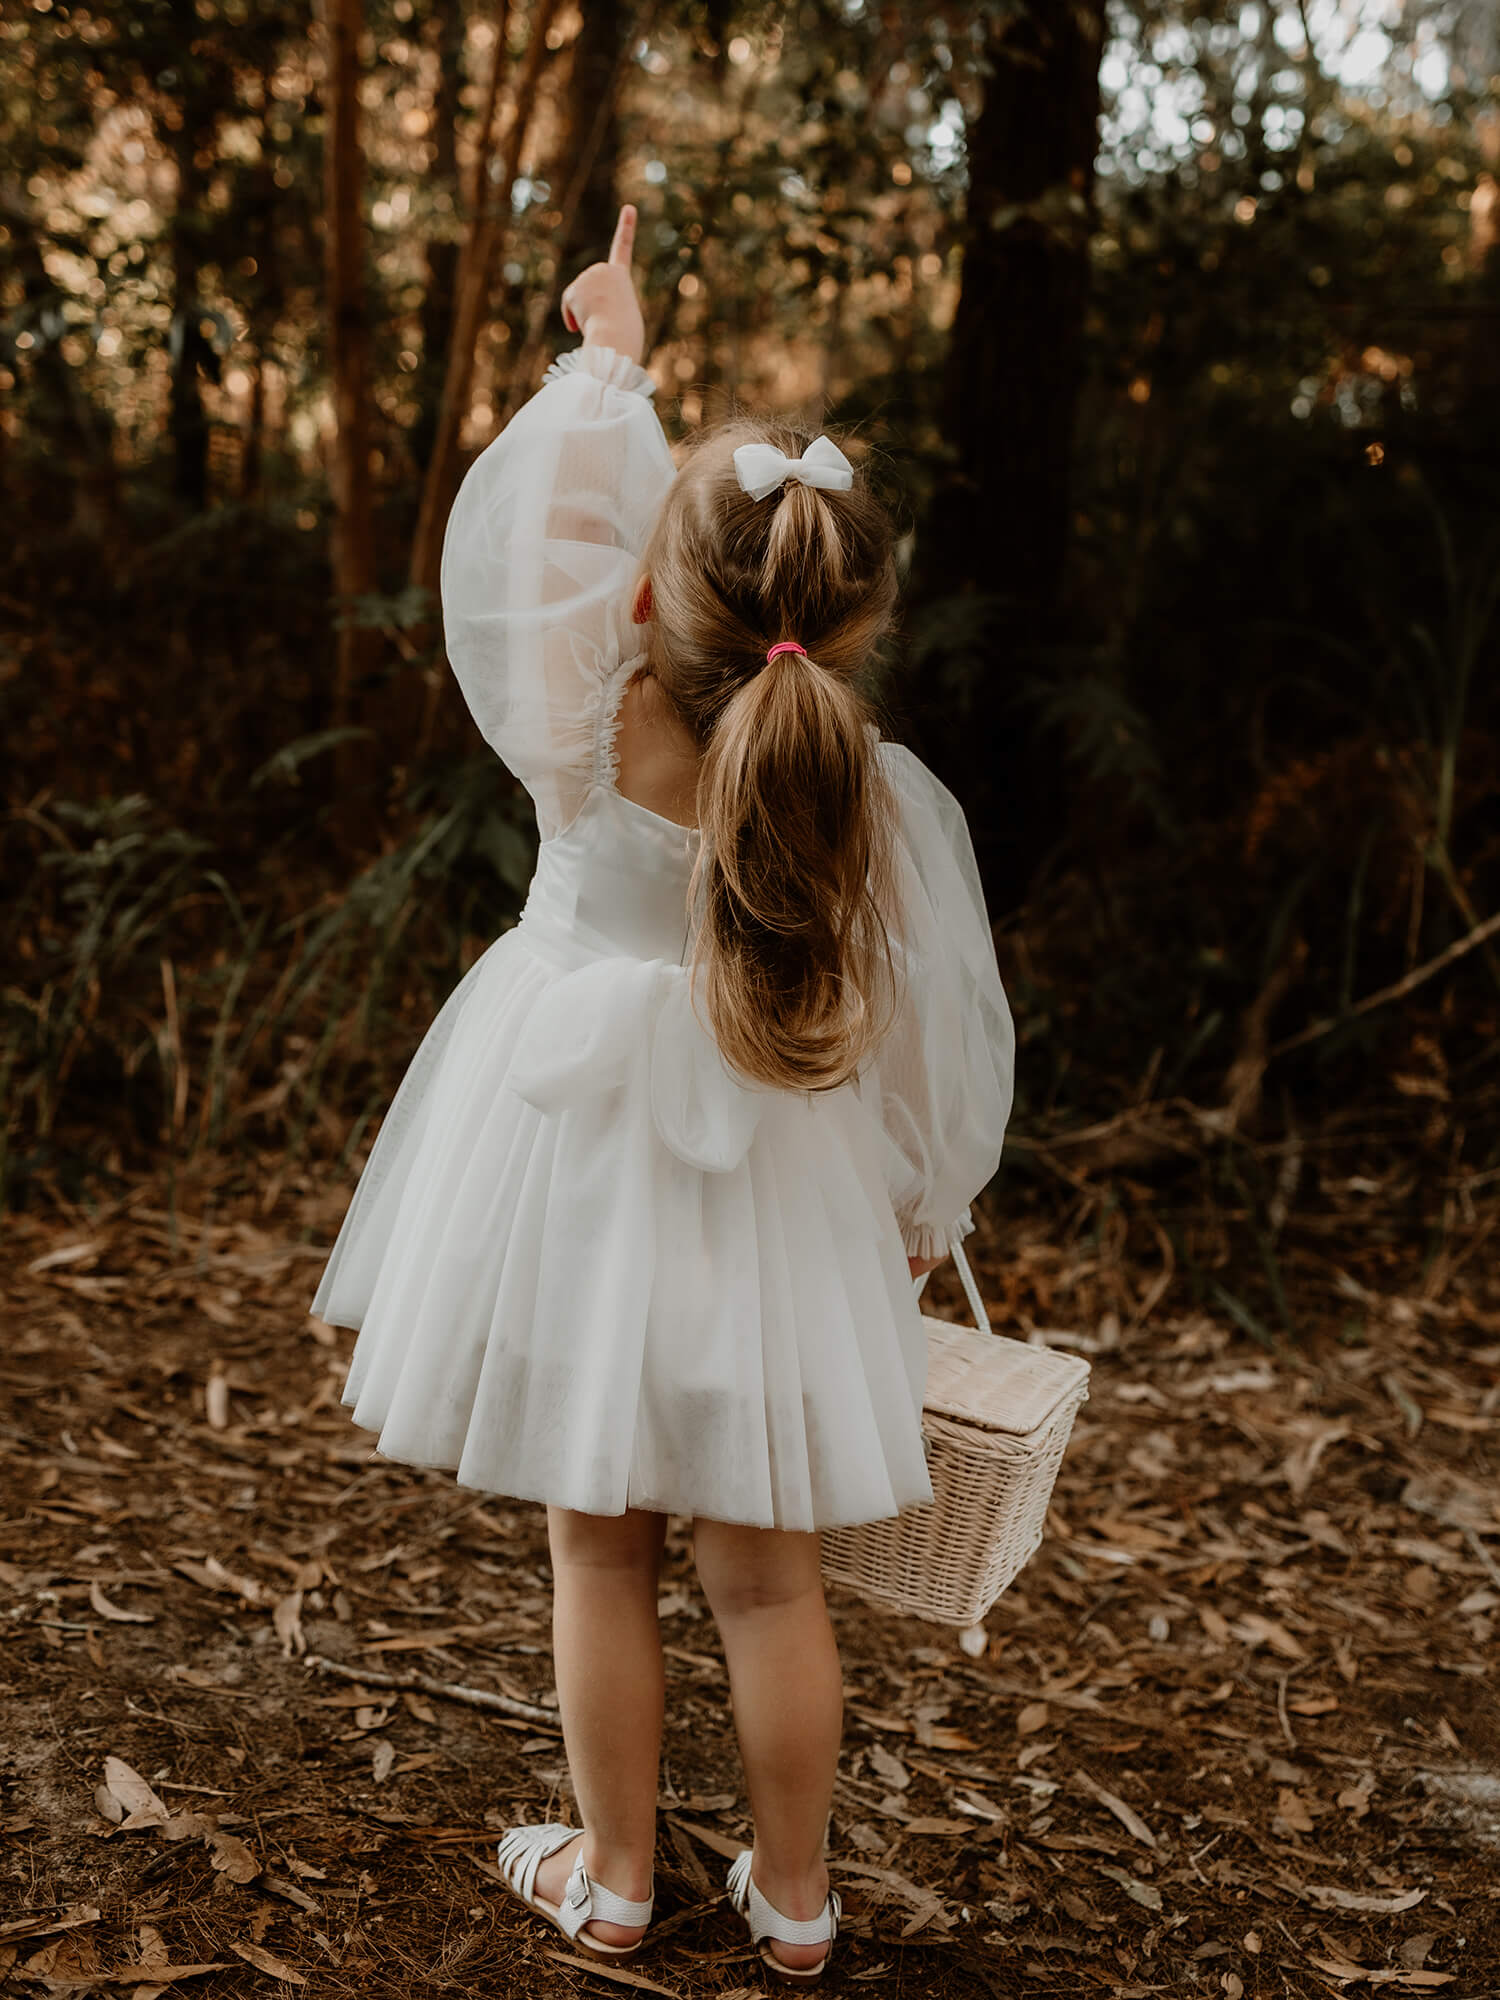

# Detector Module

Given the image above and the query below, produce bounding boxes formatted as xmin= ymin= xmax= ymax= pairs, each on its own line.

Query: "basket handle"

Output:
xmin=951 ymin=1237 xmax=992 ymax=1335
xmin=916 ymin=1236 xmax=993 ymax=1335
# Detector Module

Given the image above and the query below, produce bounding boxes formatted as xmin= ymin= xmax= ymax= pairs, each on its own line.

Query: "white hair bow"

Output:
xmin=732 ymin=434 xmax=855 ymax=503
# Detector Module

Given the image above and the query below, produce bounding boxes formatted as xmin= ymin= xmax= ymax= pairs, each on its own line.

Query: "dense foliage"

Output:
xmin=2 ymin=0 xmax=1497 ymax=1258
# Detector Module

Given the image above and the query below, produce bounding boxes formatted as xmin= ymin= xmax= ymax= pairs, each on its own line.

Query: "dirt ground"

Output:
xmin=2 ymin=1169 xmax=1498 ymax=1999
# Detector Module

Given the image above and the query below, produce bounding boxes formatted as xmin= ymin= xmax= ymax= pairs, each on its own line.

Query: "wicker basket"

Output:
xmin=821 ymin=1243 xmax=1090 ymax=1628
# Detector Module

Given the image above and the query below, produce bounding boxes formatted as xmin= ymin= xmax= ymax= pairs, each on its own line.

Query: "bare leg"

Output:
xmin=530 ymin=1506 xmax=667 ymax=1947
xmin=693 ymin=1518 xmax=841 ymax=1973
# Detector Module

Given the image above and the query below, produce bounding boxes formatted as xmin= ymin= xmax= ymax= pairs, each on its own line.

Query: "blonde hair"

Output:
xmin=641 ymin=419 xmax=900 ymax=1093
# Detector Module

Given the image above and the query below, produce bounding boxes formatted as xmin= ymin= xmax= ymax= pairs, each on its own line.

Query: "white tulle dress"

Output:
xmin=311 ymin=346 xmax=1016 ymax=1532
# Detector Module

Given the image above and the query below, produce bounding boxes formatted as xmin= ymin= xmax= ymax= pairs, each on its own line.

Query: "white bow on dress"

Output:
xmin=732 ymin=435 xmax=855 ymax=502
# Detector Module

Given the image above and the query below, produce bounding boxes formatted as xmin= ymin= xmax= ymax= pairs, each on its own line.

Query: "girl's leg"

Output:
xmin=530 ymin=1505 xmax=667 ymax=1946
xmin=692 ymin=1519 xmax=842 ymax=1974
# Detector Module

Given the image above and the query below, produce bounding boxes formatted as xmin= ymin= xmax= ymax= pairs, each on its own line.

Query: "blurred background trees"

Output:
xmin=2 ymin=0 xmax=1497 ymax=1311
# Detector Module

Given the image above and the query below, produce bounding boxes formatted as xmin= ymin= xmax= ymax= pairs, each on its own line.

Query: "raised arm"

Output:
xmin=440 ymin=207 xmax=674 ymax=840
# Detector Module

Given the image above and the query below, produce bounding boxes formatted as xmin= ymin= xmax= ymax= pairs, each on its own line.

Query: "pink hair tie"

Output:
xmin=765 ymin=641 xmax=806 ymax=664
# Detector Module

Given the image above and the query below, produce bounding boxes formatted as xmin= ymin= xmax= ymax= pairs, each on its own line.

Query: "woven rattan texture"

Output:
xmin=821 ymin=1313 xmax=1090 ymax=1627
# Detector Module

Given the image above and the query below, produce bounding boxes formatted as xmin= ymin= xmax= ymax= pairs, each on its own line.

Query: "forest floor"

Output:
xmin=2 ymin=1166 xmax=1498 ymax=2000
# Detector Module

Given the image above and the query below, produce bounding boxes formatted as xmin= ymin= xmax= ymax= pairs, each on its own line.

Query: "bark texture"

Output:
xmin=323 ymin=0 xmax=379 ymax=798
xmin=916 ymin=0 xmax=1105 ymax=907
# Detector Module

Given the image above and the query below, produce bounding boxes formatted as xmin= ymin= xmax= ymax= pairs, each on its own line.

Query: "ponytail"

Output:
xmin=696 ymin=648 xmax=894 ymax=1091
xmin=641 ymin=419 xmax=901 ymax=1093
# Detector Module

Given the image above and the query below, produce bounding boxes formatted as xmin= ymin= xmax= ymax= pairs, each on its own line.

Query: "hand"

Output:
xmin=908 ymin=1254 xmax=944 ymax=1281
xmin=561 ymin=204 xmax=645 ymax=365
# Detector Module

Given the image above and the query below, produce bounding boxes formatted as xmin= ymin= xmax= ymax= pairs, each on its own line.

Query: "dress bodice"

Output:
xmin=518 ymin=786 xmax=700 ymax=969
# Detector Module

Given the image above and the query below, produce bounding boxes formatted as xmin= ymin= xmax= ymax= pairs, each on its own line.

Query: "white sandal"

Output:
xmin=725 ymin=1849 xmax=841 ymax=1986
xmin=496 ymin=1823 xmax=654 ymax=1962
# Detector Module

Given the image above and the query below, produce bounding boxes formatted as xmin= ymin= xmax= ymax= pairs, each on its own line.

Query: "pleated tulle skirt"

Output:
xmin=311 ymin=927 xmax=934 ymax=1531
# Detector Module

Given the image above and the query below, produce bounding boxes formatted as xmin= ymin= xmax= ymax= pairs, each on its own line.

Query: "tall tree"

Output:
xmin=162 ymin=0 xmax=231 ymax=508
xmin=413 ymin=0 xmax=467 ymax=472
xmin=915 ymin=0 xmax=1105 ymax=906
xmin=498 ymin=0 xmax=651 ymax=427
xmin=323 ymin=0 xmax=379 ymax=800
xmin=407 ymin=0 xmax=564 ymax=610
xmin=566 ymin=0 xmax=627 ymax=260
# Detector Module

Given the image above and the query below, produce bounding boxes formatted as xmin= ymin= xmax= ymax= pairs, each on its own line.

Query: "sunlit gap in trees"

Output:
xmin=4 ymin=0 xmax=1491 ymax=479
xmin=1087 ymin=0 xmax=1495 ymax=429
xmin=1099 ymin=0 xmax=1481 ymax=184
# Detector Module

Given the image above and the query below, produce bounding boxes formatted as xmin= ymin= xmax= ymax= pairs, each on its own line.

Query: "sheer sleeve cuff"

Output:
xmin=900 ymin=1208 xmax=974 ymax=1261
xmin=544 ymin=345 xmax=657 ymax=399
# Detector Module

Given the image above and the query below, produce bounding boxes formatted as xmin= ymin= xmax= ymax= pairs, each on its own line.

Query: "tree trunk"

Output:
xmin=168 ymin=113 xmax=211 ymax=509
xmin=413 ymin=0 xmax=467 ymax=472
xmin=913 ymin=0 xmax=1104 ymax=907
xmin=407 ymin=0 xmax=564 ymax=614
xmin=566 ymin=0 xmax=625 ymax=261
xmin=498 ymin=0 xmax=653 ymax=427
xmin=3 ymin=187 xmax=120 ymax=549
xmin=323 ymin=0 xmax=380 ymax=804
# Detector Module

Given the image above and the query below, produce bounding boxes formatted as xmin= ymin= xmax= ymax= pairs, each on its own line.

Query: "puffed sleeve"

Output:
xmin=870 ymin=742 xmax=1017 ymax=1259
xmin=440 ymin=345 xmax=678 ymax=840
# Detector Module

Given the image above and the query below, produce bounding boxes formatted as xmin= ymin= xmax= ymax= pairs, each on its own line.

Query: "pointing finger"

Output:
xmin=608 ymin=203 xmax=636 ymax=268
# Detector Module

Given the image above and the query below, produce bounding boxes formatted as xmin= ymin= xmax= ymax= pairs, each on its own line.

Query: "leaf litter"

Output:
xmin=0 ymin=1167 xmax=1497 ymax=1997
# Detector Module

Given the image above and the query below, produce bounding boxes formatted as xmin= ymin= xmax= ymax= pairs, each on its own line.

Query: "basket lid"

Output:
xmin=922 ymin=1317 xmax=1091 ymax=1436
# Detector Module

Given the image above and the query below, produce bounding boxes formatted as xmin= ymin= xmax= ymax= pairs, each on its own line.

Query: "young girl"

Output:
xmin=312 ymin=207 xmax=1014 ymax=1984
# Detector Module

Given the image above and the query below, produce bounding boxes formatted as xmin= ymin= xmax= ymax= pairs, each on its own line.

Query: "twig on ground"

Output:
xmin=304 ymin=1653 xmax=561 ymax=1726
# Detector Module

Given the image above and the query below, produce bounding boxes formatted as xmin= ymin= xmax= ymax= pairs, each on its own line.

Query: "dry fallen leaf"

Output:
xmin=207 ymin=1830 xmax=260 ymax=1884
xmin=666 ymin=1817 xmax=741 ymax=1862
xmin=1280 ymin=1420 xmax=1352 ymax=1498
xmin=21 ymin=1945 xmax=229 ymax=1985
xmin=0 ymin=1907 xmax=101 ymax=1945
xmin=172 ymin=1556 xmax=266 ymax=1606
xmin=205 ymin=1371 xmax=230 ymax=1430
xmin=1074 ymin=1769 xmax=1157 ymax=1848
xmin=866 ymin=1742 xmax=909 ymax=1791
xmin=1337 ymin=1773 xmax=1376 ymax=1819
xmin=1096 ymin=1864 xmax=1162 ymax=1912
xmin=1306 ymin=1955 xmax=1455 ymax=1988
xmin=262 ymin=1872 xmax=321 ymax=1915
xmin=914 ymin=1722 xmax=978 ymax=1751
xmin=273 ymin=1591 xmax=306 ymax=1659
xmin=98 ymin=1757 xmax=168 ymax=1830
xmin=370 ymin=1739 xmax=396 ymax=1784
xmin=1232 ymin=1612 xmax=1307 ymax=1660
xmin=391 ymin=1751 xmax=444 ymax=1776
xmin=1307 ymin=1885 xmax=1424 ymax=1915
xmin=540 ymin=1948 xmax=687 ymax=1996
xmin=87 ymin=1582 xmax=154 ymax=1626
xmin=1016 ymin=1701 xmax=1051 ymax=1736
xmin=230 ymin=1940 xmax=306 ymax=1984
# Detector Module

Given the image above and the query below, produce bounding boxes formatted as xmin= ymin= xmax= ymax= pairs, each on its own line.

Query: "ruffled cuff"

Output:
xmin=543 ymin=345 xmax=656 ymax=399
xmin=900 ymin=1208 xmax=974 ymax=1261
